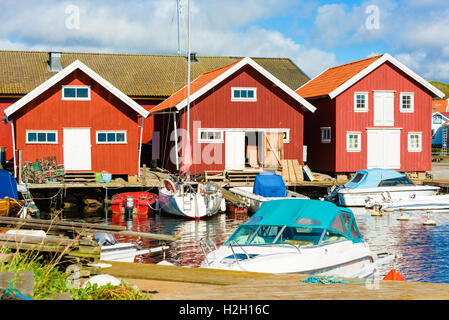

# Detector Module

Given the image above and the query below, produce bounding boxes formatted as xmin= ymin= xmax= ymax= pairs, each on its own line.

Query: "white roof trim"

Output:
xmin=4 ymin=60 xmax=150 ymax=118
xmin=328 ymin=53 xmax=445 ymax=99
xmin=174 ymin=57 xmax=316 ymax=113
xmin=433 ymin=111 xmax=449 ymax=120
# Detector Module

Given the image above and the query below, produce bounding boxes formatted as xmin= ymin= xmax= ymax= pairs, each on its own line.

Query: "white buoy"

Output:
xmin=423 ymin=211 xmax=437 ymax=226
xmin=396 ymin=209 xmax=409 ymax=221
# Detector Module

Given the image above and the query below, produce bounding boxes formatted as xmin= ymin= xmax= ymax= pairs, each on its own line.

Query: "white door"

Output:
xmin=63 ymin=128 xmax=92 ymax=170
xmin=374 ymin=91 xmax=395 ymax=126
xmin=367 ymin=129 xmax=400 ymax=169
xmin=225 ymin=131 xmax=245 ymax=170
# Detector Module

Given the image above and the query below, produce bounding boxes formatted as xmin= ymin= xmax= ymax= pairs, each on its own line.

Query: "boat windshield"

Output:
xmin=378 ymin=176 xmax=414 ymax=187
xmin=226 ymin=225 xmax=324 ymax=246
xmin=275 ymin=226 xmax=324 ymax=246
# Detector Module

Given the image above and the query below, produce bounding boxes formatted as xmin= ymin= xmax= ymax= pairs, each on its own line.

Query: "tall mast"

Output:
xmin=186 ymin=0 xmax=191 ymax=137
xmin=176 ymin=0 xmax=181 ymax=55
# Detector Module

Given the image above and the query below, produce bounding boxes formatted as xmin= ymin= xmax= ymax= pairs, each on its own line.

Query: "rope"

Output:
xmin=1 ymin=281 xmax=32 ymax=300
xmin=301 ymin=275 xmax=368 ymax=285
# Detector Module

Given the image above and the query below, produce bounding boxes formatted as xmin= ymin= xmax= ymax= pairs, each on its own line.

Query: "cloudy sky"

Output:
xmin=1 ymin=0 xmax=449 ymax=82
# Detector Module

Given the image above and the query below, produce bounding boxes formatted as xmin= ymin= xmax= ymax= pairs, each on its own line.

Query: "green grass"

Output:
xmin=0 ymin=249 xmax=151 ymax=300
xmin=430 ymin=81 xmax=449 ymax=99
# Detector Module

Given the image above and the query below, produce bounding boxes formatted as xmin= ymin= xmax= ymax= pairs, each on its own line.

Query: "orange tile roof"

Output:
xmin=149 ymin=58 xmax=244 ymax=114
xmin=296 ymin=54 xmax=384 ymax=99
xmin=432 ymin=100 xmax=449 ymax=113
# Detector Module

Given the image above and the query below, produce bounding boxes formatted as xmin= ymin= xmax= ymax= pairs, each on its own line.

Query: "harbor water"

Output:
xmin=61 ymin=203 xmax=449 ymax=284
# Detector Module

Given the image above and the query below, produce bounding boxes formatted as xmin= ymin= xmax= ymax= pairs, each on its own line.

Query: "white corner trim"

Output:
xmin=328 ymin=53 xmax=445 ymax=99
xmin=174 ymin=57 xmax=316 ymax=113
xmin=4 ymin=60 xmax=150 ymax=118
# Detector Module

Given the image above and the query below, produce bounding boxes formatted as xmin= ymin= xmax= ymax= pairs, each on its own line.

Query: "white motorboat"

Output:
xmin=95 ymin=232 xmax=150 ymax=263
xmin=159 ymin=179 xmax=225 ymax=219
xmin=378 ymin=194 xmax=449 ymax=212
xmin=200 ymin=199 xmax=394 ymax=278
xmin=325 ymin=168 xmax=439 ymax=207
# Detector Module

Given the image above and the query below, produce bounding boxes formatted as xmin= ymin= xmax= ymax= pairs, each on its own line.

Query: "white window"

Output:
xmin=281 ymin=129 xmax=290 ymax=143
xmin=347 ymin=132 xmax=361 ymax=152
xmin=231 ymin=87 xmax=257 ymax=102
xmin=354 ymin=92 xmax=368 ymax=112
xmin=26 ymin=130 xmax=58 ymax=144
xmin=96 ymin=131 xmax=127 ymax=144
xmin=62 ymin=86 xmax=91 ymax=100
xmin=433 ymin=114 xmax=442 ymax=124
xmin=321 ymin=127 xmax=331 ymax=143
xmin=408 ymin=132 xmax=422 ymax=152
xmin=400 ymin=93 xmax=414 ymax=113
xmin=198 ymin=129 xmax=224 ymax=143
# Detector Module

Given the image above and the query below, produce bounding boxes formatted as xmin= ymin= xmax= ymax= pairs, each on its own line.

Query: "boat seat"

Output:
xmin=283 ymin=240 xmax=313 ymax=246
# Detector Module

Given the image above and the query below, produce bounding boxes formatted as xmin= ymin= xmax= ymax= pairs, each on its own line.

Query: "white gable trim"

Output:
xmin=4 ymin=60 xmax=149 ymax=118
xmin=433 ymin=111 xmax=449 ymax=121
xmin=174 ymin=57 xmax=316 ymax=113
xmin=328 ymin=53 xmax=445 ymax=99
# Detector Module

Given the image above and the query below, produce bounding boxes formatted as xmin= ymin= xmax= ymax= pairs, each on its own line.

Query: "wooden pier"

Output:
xmin=101 ymin=261 xmax=449 ymax=300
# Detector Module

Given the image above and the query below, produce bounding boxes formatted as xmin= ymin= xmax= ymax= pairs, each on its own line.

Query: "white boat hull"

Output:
xmin=200 ymin=240 xmax=375 ymax=278
xmin=159 ymin=187 xmax=223 ymax=219
xmin=337 ymin=186 xmax=440 ymax=207
xmin=229 ymin=186 xmax=308 ymax=213
xmin=381 ymin=194 xmax=449 ymax=212
xmin=100 ymin=243 xmax=149 ymax=263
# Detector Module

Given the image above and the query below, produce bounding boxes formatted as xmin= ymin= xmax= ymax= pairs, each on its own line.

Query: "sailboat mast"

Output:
xmin=176 ymin=0 xmax=181 ymax=55
xmin=186 ymin=0 xmax=191 ymax=138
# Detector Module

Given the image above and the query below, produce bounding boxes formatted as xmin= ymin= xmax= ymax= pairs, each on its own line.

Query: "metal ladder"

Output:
xmin=443 ymin=126 xmax=448 ymax=155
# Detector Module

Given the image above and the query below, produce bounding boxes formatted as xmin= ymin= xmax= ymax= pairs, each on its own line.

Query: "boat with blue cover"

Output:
xmin=0 ymin=169 xmax=23 ymax=216
xmin=228 ymin=172 xmax=308 ymax=212
xmin=200 ymin=199 xmax=393 ymax=278
xmin=325 ymin=168 xmax=439 ymax=207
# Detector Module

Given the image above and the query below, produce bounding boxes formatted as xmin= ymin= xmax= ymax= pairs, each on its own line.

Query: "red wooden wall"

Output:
xmin=0 ymin=98 xmax=18 ymax=161
xmin=305 ymin=61 xmax=433 ymax=174
xmin=173 ymin=65 xmax=306 ymax=174
xmin=303 ymin=97 xmax=336 ymax=172
xmin=10 ymin=69 xmax=142 ymax=175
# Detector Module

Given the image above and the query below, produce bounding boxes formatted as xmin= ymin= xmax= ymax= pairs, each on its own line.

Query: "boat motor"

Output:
xmin=94 ymin=232 xmax=117 ymax=246
xmin=125 ymin=195 xmax=134 ymax=220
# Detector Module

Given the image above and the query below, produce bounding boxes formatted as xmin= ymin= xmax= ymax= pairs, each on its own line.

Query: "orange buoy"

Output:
xmin=383 ymin=268 xmax=406 ymax=281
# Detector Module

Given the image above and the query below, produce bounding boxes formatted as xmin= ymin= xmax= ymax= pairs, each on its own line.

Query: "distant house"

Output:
xmin=149 ymin=57 xmax=316 ymax=174
xmin=297 ymin=53 xmax=445 ymax=179
xmin=432 ymin=99 xmax=449 ymax=113
xmin=432 ymin=112 xmax=449 ymax=147
xmin=3 ymin=60 xmax=149 ymax=176
xmin=0 ymin=50 xmax=309 ymax=175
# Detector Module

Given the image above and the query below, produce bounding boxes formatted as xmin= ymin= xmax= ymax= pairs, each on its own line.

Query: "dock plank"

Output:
xmin=105 ymin=261 xmax=449 ymax=300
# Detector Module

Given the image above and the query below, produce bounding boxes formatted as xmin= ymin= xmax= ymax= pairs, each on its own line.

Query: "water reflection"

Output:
xmin=352 ymin=207 xmax=449 ymax=283
xmin=62 ymin=204 xmax=449 ymax=284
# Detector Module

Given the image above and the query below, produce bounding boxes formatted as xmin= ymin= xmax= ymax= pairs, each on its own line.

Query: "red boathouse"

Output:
xmin=297 ymin=53 xmax=445 ymax=179
xmin=3 ymin=60 xmax=149 ymax=177
xmin=150 ymin=57 xmax=316 ymax=175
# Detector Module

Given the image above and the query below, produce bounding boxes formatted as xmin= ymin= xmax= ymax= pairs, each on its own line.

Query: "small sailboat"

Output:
xmin=159 ymin=179 xmax=224 ymax=219
xmin=157 ymin=0 xmax=224 ymax=219
xmin=229 ymin=172 xmax=308 ymax=212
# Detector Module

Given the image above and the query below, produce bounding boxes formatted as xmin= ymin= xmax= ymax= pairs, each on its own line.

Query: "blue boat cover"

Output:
xmin=252 ymin=172 xmax=286 ymax=198
xmin=0 ymin=169 xmax=18 ymax=200
xmin=344 ymin=168 xmax=407 ymax=189
xmin=243 ymin=199 xmax=363 ymax=243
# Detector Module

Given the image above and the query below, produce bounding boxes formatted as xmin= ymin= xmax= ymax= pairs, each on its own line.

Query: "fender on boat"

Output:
xmin=164 ymin=179 xmax=177 ymax=192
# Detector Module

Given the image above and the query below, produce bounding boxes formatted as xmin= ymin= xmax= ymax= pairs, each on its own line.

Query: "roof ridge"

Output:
xmin=327 ymin=54 xmax=384 ymax=71
xmin=0 ymin=50 xmax=294 ymax=61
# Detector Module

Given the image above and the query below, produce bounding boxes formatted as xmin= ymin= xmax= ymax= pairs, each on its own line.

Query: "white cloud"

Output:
xmin=0 ymin=0 xmax=335 ymax=79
